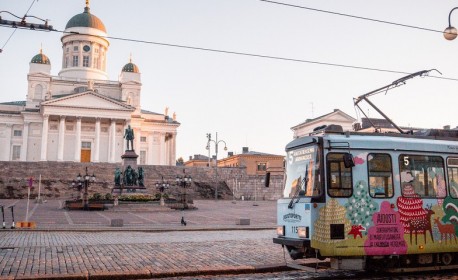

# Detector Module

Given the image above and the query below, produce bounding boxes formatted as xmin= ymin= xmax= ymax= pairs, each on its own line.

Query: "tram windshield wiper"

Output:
xmin=288 ymin=165 xmax=308 ymax=209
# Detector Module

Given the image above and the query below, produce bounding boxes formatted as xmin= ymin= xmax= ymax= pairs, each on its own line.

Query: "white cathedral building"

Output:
xmin=0 ymin=2 xmax=179 ymax=165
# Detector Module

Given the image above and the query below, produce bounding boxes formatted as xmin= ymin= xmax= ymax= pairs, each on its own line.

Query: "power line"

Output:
xmin=0 ymin=0 xmax=39 ymax=52
xmin=258 ymin=0 xmax=443 ymax=34
xmin=53 ymin=29 xmax=457 ymax=82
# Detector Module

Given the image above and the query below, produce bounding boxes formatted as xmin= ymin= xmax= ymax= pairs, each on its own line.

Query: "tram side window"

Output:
xmin=327 ymin=153 xmax=352 ymax=197
xmin=447 ymin=157 xmax=458 ymax=198
xmin=368 ymin=153 xmax=394 ymax=198
xmin=398 ymin=154 xmax=446 ymax=198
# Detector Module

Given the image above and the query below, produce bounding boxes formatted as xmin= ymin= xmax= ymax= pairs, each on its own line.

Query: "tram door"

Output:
xmin=81 ymin=141 xmax=91 ymax=162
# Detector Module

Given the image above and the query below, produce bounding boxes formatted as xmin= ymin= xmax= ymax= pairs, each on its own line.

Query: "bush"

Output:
xmin=118 ymin=194 xmax=155 ymax=202
xmin=89 ymin=193 xmax=102 ymax=201
xmin=105 ymin=193 xmax=113 ymax=201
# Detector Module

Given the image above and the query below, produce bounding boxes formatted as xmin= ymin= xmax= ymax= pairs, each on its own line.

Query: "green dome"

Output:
xmin=122 ymin=62 xmax=140 ymax=73
xmin=65 ymin=7 xmax=106 ymax=32
xmin=31 ymin=51 xmax=51 ymax=64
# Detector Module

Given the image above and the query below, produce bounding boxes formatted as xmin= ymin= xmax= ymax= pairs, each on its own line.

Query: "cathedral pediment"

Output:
xmin=42 ymin=91 xmax=133 ymax=111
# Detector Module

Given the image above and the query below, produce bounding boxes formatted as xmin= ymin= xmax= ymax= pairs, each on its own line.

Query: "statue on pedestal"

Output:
xmin=114 ymin=167 xmax=122 ymax=186
xmin=124 ymin=125 xmax=134 ymax=151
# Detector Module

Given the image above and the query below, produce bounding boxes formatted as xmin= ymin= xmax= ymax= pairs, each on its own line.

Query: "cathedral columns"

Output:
xmin=40 ymin=115 xmax=49 ymax=161
xmin=57 ymin=116 xmax=66 ymax=161
xmin=20 ymin=122 xmax=30 ymax=161
xmin=148 ymin=133 xmax=154 ymax=165
xmin=160 ymin=132 xmax=166 ymax=165
xmin=3 ymin=124 xmax=12 ymax=161
xmin=74 ymin=117 xmax=81 ymax=162
xmin=109 ymin=119 xmax=116 ymax=163
xmin=94 ymin=117 xmax=101 ymax=162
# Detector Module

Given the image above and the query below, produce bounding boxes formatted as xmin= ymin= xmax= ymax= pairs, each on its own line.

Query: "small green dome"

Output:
xmin=65 ymin=7 xmax=106 ymax=32
xmin=122 ymin=62 xmax=140 ymax=73
xmin=31 ymin=51 xmax=51 ymax=64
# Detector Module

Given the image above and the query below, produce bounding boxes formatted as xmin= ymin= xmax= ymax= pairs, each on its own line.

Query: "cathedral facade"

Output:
xmin=0 ymin=2 xmax=179 ymax=165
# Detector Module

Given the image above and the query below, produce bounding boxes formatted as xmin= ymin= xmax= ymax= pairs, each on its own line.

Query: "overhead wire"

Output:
xmin=0 ymin=0 xmax=38 ymax=52
xmin=51 ymin=29 xmax=458 ymax=82
xmin=258 ymin=0 xmax=442 ymax=34
xmin=1 ymin=1 xmax=458 ymax=82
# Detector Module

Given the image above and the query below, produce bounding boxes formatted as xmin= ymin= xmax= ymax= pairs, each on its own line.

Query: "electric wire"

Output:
xmin=2 ymin=2 xmax=458 ymax=82
xmin=258 ymin=0 xmax=442 ymax=34
xmin=53 ymin=29 xmax=458 ymax=82
xmin=0 ymin=0 xmax=38 ymax=52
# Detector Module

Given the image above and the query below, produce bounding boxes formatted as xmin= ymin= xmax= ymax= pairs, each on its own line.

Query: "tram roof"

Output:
xmin=286 ymin=126 xmax=458 ymax=155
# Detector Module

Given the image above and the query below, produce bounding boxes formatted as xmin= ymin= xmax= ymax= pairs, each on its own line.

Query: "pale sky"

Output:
xmin=1 ymin=0 xmax=458 ymax=161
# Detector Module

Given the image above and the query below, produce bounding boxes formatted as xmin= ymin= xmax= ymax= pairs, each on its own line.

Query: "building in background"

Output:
xmin=0 ymin=2 xmax=179 ymax=165
xmin=217 ymin=147 xmax=284 ymax=176
xmin=291 ymin=109 xmax=356 ymax=139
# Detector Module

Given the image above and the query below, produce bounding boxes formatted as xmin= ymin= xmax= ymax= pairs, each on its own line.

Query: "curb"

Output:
xmin=11 ymin=264 xmax=290 ymax=280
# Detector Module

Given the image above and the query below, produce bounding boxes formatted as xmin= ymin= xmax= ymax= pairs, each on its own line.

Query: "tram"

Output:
xmin=272 ymin=125 xmax=458 ymax=270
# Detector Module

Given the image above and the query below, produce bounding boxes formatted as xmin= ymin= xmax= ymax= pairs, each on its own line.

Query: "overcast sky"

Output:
xmin=1 ymin=0 xmax=458 ymax=160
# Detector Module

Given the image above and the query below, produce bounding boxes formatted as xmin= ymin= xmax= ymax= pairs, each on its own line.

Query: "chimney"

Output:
xmin=189 ymin=156 xmax=192 ymax=160
xmin=242 ymin=147 xmax=249 ymax=154
xmin=444 ymin=125 xmax=451 ymax=130
xmin=228 ymin=152 xmax=234 ymax=157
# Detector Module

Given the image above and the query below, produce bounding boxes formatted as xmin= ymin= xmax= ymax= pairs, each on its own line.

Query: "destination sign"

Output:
xmin=288 ymin=147 xmax=315 ymax=164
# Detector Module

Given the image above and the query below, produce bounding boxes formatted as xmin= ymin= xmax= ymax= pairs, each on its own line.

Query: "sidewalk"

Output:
xmin=0 ymin=199 xmax=276 ymax=231
xmin=0 ymin=199 xmax=299 ymax=280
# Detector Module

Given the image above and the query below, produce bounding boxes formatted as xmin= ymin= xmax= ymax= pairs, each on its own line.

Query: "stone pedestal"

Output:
xmin=112 ymin=150 xmax=147 ymax=195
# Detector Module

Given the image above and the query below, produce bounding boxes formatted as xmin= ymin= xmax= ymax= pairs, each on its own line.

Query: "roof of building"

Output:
xmin=31 ymin=49 xmax=51 ymax=65
xmin=122 ymin=62 xmax=140 ymax=73
xmin=0 ymin=101 xmax=26 ymax=106
xmin=291 ymin=109 xmax=356 ymax=129
xmin=141 ymin=109 xmax=162 ymax=115
xmin=65 ymin=6 xmax=106 ymax=32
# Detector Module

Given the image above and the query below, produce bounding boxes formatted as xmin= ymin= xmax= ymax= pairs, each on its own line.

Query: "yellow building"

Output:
xmin=217 ymin=147 xmax=284 ymax=176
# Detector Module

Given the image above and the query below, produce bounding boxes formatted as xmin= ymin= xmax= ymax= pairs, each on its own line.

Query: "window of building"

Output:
xmin=13 ymin=130 xmax=22 ymax=137
xmin=66 ymin=47 xmax=69 ymax=53
xmin=73 ymin=46 xmax=78 ymax=51
xmin=327 ymin=153 xmax=353 ymax=197
xmin=81 ymin=142 xmax=91 ymax=149
xmin=368 ymin=153 xmax=393 ymax=198
xmin=399 ymin=154 xmax=446 ymax=198
xmin=12 ymin=146 xmax=21 ymax=161
xmin=72 ymin=56 xmax=78 ymax=67
xmin=140 ymin=136 xmax=147 ymax=142
xmin=257 ymin=163 xmax=266 ymax=171
xmin=140 ymin=150 xmax=146 ymax=164
xmin=447 ymin=157 xmax=458 ymax=198
xmin=65 ymin=57 xmax=69 ymax=68
xmin=83 ymin=56 xmax=89 ymax=67
xmin=95 ymin=48 xmax=99 ymax=53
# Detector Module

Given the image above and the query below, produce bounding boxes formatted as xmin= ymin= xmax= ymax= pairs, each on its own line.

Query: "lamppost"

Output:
xmin=155 ymin=176 xmax=169 ymax=206
xmin=72 ymin=167 xmax=96 ymax=210
xmin=444 ymin=7 xmax=458 ymax=40
xmin=176 ymin=174 xmax=192 ymax=209
xmin=206 ymin=132 xmax=227 ymax=200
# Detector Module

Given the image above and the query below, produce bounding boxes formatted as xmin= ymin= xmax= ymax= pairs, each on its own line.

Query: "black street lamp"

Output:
xmin=444 ymin=7 xmax=458 ymax=40
xmin=72 ymin=167 xmax=96 ymax=210
xmin=155 ymin=176 xmax=169 ymax=206
xmin=175 ymin=174 xmax=192 ymax=210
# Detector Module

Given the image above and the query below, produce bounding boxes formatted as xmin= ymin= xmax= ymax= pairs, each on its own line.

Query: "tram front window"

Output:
xmin=284 ymin=145 xmax=321 ymax=198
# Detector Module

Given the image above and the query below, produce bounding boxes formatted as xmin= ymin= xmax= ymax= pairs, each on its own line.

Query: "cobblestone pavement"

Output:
xmin=0 ymin=199 xmax=275 ymax=230
xmin=0 ymin=199 xmax=287 ymax=279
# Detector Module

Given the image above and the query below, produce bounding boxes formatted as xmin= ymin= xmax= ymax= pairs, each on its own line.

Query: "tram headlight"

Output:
xmin=276 ymin=225 xmax=285 ymax=236
xmin=297 ymin=227 xmax=309 ymax=238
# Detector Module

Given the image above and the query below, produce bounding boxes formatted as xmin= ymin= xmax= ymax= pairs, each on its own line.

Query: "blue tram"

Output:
xmin=273 ymin=125 xmax=458 ymax=270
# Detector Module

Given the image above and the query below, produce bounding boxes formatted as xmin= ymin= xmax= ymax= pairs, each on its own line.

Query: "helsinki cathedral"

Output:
xmin=0 ymin=1 xmax=179 ymax=165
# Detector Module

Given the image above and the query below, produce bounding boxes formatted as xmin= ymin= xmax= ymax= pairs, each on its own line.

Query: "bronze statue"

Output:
xmin=124 ymin=165 xmax=134 ymax=186
xmin=124 ymin=125 xmax=134 ymax=151
xmin=114 ymin=167 xmax=122 ymax=186
xmin=138 ymin=167 xmax=144 ymax=187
